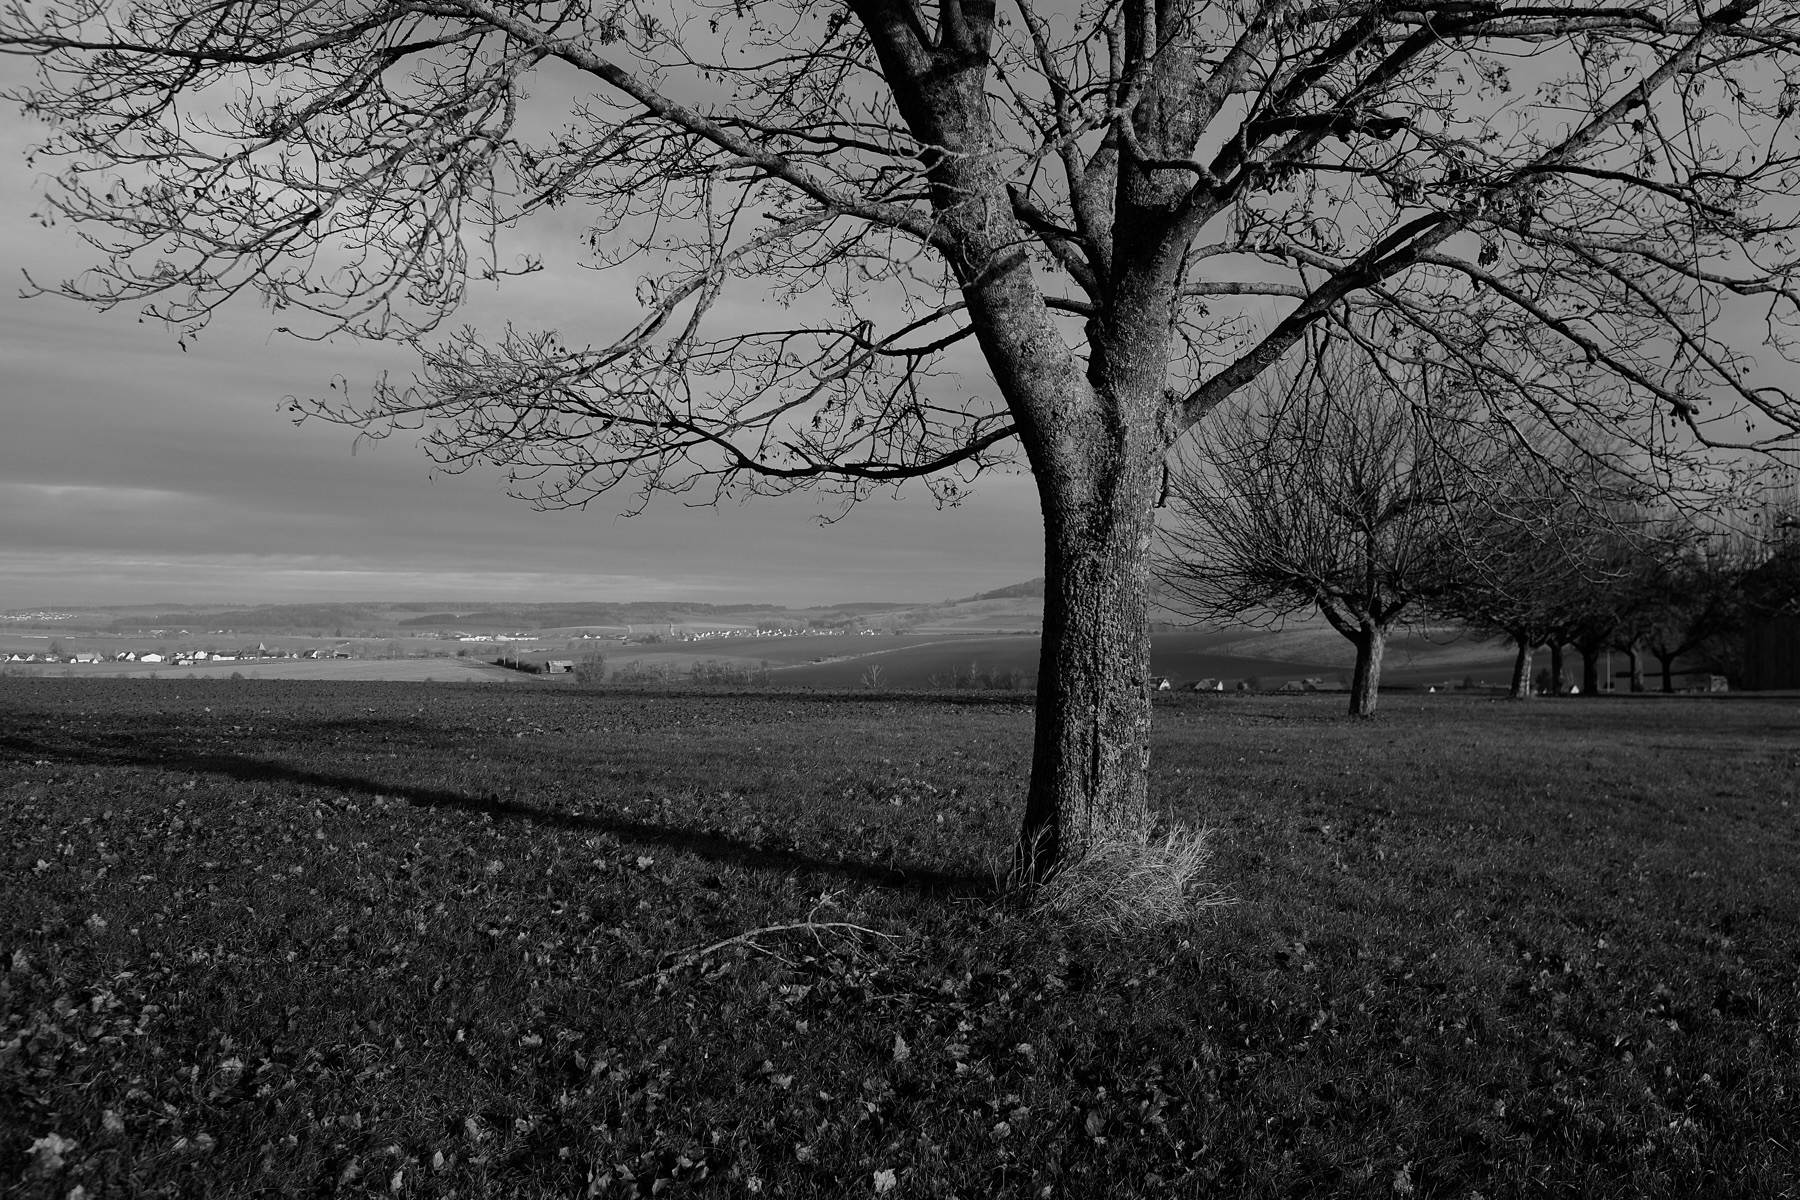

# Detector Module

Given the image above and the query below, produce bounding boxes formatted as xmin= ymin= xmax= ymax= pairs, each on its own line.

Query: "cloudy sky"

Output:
xmin=0 ymin=65 xmax=1046 ymax=611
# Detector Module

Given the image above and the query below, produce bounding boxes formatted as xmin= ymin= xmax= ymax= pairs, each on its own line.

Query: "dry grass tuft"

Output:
xmin=1030 ymin=817 xmax=1232 ymax=933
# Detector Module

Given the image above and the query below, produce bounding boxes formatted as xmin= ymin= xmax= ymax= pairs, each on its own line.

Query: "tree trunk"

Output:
xmin=1548 ymin=643 xmax=1565 ymax=695
xmin=1348 ymin=622 xmax=1386 ymax=718
xmin=1509 ymin=639 xmax=1535 ymax=700
xmin=1015 ymin=432 xmax=1162 ymax=882
xmin=1657 ymin=653 xmax=1677 ymax=693
xmin=1623 ymin=643 xmax=1645 ymax=692
xmin=1576 ymin=640 xmax=1602 ymax=695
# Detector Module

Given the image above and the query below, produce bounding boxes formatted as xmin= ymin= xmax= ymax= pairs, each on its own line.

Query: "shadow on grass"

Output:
xmin=8 ymin=734 xmax=993 ymax=899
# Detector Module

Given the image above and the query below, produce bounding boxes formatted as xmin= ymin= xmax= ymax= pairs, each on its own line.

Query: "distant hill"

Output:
xmin=82 ymin=591 xmax=1044 ymax=634
xmin=109 ymin=605 xmax=385 ymax=632
xmin=420 ymin=602 xmax=789 ymax=628
xmin=807 ymin=601 xmax=919 ymax=616
xmin=960 ymin=578 xmax=1045 ymax=603
xmin=395 ymin=612 xmax=464 ymax=627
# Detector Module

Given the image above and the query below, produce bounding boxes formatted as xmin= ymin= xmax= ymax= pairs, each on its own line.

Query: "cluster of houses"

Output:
xmin=3 ymin=644 xmax=354 ymax=666
xmin=684 ymin=626 xmax=842 ymax=640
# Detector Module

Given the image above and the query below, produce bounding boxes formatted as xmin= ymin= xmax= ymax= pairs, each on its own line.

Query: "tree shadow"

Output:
xmin=6 ymin=733 xmax=994 ymax=899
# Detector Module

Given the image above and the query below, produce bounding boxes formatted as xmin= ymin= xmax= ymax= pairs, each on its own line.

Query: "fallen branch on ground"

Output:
xmin=625 ymin=921 xmax=893 ymax=987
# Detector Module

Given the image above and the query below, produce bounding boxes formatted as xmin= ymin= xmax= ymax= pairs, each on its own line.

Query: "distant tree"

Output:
xmin=1433 ymin=460 xmax=1629 ymax=700
xmin=1735 ymin=480 xmax=1800 ymax=624
xmin=1525 ymin=512 xmax=1659 ymax=695
xmin=1743 ymin=541 xmax=1800 ymax=623
xmin=12 ymin=0 xmax=1800 ymax=878
xmin=1557 ymin=565 xmax=1634 ymax=696
xmin=1162 ymin=348 xmax=1490 ymax=716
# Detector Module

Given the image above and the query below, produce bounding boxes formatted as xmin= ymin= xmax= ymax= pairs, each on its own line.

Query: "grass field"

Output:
xmin=3 ymin=680 xmax=1797 ymax=1198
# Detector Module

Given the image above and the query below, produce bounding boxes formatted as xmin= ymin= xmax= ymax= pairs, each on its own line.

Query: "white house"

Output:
xmin=139 ymin=652 xmax=165 ymax=663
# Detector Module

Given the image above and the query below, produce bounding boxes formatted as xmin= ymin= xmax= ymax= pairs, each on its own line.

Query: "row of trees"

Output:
xmin=1161 ymin=351 xmax=1799 ymax=715
xmin=1456 ymin=498 xmax=1800 ymax=699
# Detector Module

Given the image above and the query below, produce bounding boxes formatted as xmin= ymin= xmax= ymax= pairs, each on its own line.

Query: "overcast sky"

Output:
xmin=0 ymin=65 xmax=1046 ymax=611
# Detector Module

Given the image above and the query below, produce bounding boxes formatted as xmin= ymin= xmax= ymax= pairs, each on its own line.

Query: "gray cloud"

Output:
xmin=0 ymin=66 xmax=1044 ymax=609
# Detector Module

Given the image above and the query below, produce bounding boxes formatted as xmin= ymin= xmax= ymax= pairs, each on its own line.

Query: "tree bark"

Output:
xmin=1578 ymin=643 xmax=1601 ymax=695
xmin=1509 ymin=639 xmax=1535 ymax=700
xmin=863 ymin=22 xmax=1171 ymax=884
xmin=1348 ymin=622 xmax=1386 ymax=718
xmin=1548 ymin=643 xmax=1566 ymax=695
xmin=1015 ymin=425 xmax=1164 ymax=882
xmin=1656 ymin=652 xmax=1677 ymax=693
xmin=1620 ymin=642 xmax=1645 ymax=692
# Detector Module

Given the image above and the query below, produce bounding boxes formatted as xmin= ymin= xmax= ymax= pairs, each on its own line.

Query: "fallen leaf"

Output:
xmin=25 ymin=1133 xmax=76 ymax=1178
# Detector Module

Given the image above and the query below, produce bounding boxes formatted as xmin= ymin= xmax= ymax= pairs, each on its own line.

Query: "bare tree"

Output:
xmin=1160 ymin=348 xmax=1485 ymax=716
xmin=1636 ymin=522 xmax=1760 ymax=689
xmin=1433 ymin=457 xmax=1634 ymax=699
xmin=9 ymin=0 xmax=1800 ymax=877
xmin=1551 ymin=540 xmax=1641 ymax=694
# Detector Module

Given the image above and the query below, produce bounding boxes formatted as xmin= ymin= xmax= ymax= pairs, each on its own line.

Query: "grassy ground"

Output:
xmin=2 ymin=680 xmax=1796 ymax=1199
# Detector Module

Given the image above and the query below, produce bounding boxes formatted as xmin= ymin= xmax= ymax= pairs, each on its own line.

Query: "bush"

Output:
xmin=926 ymin=660 xmax=1033 ymax=691
xmin=573 ymin=654 xmax=607 ymax=685
xmin=605 ymin=658 xmax=770 ymax=686
xmin=610 ymin=660 xmax=679 ymax=685
xmin=688 ymin=659 xmax=770 ymax=686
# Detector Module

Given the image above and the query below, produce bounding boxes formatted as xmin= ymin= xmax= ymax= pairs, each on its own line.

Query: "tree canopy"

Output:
xmin=10 ymin=1 xmax=1800 ymax=493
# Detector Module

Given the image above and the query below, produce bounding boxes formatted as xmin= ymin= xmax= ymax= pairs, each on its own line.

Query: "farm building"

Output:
xmin=1742 ymin=617 xmax=1800 ymax=689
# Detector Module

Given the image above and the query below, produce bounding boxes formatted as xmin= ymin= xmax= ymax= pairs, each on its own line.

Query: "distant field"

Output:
xmin=769 ymin=628 xmax=1518 ymax=690
xmin=3 ymin=682 xmax=1795 ymax=1197
xmin=0 ymin=625 xmax=1568 ymax=691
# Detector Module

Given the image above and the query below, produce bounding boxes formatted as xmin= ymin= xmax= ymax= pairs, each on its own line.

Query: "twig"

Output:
xmin=624 ymin=921 xmax=893 ymax=987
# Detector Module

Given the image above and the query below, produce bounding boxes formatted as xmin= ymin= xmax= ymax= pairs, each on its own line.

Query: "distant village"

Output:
xmin=4 ymin=643 xmax=343 ymax=666
xmin=0 ymin=619 xmax=888 ymax=668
